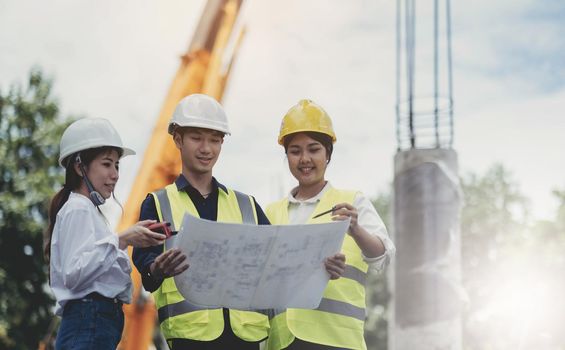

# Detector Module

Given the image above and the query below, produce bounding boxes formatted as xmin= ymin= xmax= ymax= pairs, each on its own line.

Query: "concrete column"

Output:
xmin=390 ymin=148 xmax=463 ymax=350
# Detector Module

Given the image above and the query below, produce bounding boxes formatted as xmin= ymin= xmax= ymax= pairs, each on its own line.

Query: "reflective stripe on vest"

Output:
xmin=155 ymin=189 xmax=174 ymax=228
xmin=151 ymin=184 xmax=269 ymax=341
xmin=317 ymin=298 xmax=365 ymax=321
xmin=154 ymin=188 xmax=256 ymax=228
xmin=158 ymin=299 xmax=218 ymax=322
xmin=234 ymin=190 xmax=255 ymax=224
xmin=271 ymin=296 xmax=365 ymax=321
xmin=265 ymin=187 xmax=368 ymax=350
xmin=344 ymin=265 xmax=367 ymax=286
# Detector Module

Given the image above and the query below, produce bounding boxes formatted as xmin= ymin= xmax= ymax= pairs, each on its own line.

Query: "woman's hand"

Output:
xmin=324 ymin=253 xmax=346 ymax=280
xmin=150 ymin=248 xmax=189 ymax=280
xmin=331 ymin=203 xmax=361 ymax=237
xmin=118 ymin=220 xmax=166 ymax=249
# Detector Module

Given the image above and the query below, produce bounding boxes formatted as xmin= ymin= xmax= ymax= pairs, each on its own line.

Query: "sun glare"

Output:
xmin=468 ymin=254 xmax=564 ymax=348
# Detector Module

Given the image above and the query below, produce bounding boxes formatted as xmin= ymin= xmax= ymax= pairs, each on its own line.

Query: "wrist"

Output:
xmin=348 ymin=225 xmax=362 ymax=238
xmin=148 ymin=262 xmax=163 ymax=281
xmin=118 ymin=235 xmax=128 ymax=250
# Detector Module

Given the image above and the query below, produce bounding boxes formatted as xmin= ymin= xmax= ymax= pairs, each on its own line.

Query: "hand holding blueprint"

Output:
xmin=171 ymin=214 xmax=349 ymax=310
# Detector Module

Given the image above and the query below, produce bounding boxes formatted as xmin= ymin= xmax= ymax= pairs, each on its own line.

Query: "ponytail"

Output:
xmin=44 ymin=153 xmax=82 ymax=264
xmin=44 ymin=186 xmax=71 ymax=263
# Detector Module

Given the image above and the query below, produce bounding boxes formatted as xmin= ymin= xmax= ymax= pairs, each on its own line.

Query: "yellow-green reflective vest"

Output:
xmin=265 ymin=188 xmax=368 ymax=350
xmin=151 ymin=183 xmax=270 ymax=341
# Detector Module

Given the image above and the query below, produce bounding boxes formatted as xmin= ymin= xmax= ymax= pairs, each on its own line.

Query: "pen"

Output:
xmin=312 ymin=206 xmax=336 ymax=219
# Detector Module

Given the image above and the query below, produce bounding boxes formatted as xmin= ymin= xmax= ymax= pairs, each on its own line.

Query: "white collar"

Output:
xmin=287 ymin=182 xmax=332 ymax=204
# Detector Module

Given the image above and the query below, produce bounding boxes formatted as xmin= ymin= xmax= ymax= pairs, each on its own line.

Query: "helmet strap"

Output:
xmin=75 ymin=153 xmax=105 ymax=206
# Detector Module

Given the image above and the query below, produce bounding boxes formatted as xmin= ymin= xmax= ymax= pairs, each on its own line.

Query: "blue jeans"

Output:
xmin=56 ymin=297 xmax=124 ymax=350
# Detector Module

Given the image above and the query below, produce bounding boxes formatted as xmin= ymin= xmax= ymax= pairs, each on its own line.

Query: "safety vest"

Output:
xmin=151 ymin=183 xmax=269 ymax=342
xmin=265 ymin=188 xmax=368 ymax=350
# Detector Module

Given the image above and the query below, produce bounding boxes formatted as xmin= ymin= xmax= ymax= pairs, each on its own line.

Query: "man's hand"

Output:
xmin=150 ymin=248 xmax=189 ymax=281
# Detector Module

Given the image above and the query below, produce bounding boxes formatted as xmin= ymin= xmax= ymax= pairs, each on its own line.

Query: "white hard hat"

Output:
xmin=168 ymin=94 xmax=230 ymax=135
xmin=58 ymin=118 xmax=135 ymax=166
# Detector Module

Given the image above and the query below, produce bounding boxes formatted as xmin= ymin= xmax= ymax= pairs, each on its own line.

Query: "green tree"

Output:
xmin=364 ymin=191 xmax=392 ymax=350
xmin=460 ymin=164 xmax=528 ymax=349
xmin=460 ymin=164 xmax=530 ymax=294
xmin=552 ymin=188 xmax=565 ymax=233
xmin=461 ymin=164 xmax=565 ymax=349
xmin=0 ymin=69 xmax=71 ymax=349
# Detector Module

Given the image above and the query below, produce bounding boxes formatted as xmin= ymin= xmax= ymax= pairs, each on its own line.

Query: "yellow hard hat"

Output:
xmin=278 ymin=99 xmax=336 ymax=145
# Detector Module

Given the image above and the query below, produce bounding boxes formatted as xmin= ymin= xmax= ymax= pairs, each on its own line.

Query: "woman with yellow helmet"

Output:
xmin=265 ymin=100 xmax=396 ymax=350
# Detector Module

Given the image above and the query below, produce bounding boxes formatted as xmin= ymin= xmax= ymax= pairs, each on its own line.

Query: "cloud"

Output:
xmin=453 ymin=0 xmax=565 ymax=93
xmin=1 ymin=0 xmax=563 ymax=220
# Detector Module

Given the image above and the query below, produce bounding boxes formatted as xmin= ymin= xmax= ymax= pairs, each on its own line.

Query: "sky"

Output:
xmin=1 ymin=0 xmax=564 ymax=221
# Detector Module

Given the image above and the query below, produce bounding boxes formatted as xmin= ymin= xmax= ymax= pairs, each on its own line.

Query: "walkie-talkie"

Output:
xmin=148 ymin=222 xmax=178 ymax=238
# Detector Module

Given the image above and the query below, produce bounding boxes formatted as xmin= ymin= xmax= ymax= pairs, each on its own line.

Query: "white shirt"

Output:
xmin=50 ymin=192 xmax=132 ymax=315
xmin=286 ymin=182 xmax=396 ymax=272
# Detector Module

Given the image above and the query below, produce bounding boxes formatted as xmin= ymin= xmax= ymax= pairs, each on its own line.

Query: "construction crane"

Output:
xmin=117 ymin=0 xmax=246 ymax=348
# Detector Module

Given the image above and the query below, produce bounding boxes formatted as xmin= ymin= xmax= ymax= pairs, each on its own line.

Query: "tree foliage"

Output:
xmin=0 ymin=69 xmax=71 ymax=349
xmin=460 ymin=164 xmax=565 ymax=349
xmin=365 ymin=191 xmax=392 ymax=350
xmin=552 ymin=188 xmax=565 ymax=233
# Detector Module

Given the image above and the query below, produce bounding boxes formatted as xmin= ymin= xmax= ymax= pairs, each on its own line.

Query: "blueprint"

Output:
xmin=171 ymin=213 xmax=349 ymax=310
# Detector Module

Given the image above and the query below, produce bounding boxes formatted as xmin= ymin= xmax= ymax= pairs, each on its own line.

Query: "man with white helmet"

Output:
xmin=132 ymin=94 xmax=270 ymax=349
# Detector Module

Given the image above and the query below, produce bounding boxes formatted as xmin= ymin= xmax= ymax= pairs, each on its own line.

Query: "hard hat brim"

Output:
xmin=168 ymin=121 xmax=231 ymax=135
xmin=278 ymin=129 xmax=337 ymax=145
xmin=58 ymin=145 xmax=136 ymax=167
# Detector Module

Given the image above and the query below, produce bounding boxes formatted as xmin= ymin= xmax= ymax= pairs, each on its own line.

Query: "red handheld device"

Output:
xmin=148 ymin=222 xmax=177 ymax=238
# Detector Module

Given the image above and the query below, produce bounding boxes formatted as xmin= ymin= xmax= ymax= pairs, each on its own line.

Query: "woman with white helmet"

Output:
xmin=266 ymin=100 xmax=396 ymax=350
xmin=45 ymin=118 xmax=167 ymax=349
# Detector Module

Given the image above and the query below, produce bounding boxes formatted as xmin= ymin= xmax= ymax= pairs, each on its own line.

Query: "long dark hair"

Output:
xmin=283 ymin=131 xmax=334 ymax=163
xmin=44 ymin=146 xmax=123 ymax=263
